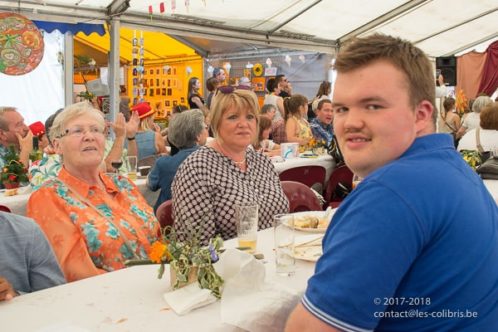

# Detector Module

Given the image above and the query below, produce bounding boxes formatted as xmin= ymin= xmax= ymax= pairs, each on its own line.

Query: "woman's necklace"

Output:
xmin=215 ymin=140 xmax=246 ymax=165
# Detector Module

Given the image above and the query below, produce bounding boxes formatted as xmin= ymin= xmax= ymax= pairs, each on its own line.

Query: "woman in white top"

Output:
xmin=458 ymin=102 xmax=498 ymax=152
xmin=456 ymin=95 xmax=492 ymax=138
xmin=263 ymin=78 xmax=285 ymax=122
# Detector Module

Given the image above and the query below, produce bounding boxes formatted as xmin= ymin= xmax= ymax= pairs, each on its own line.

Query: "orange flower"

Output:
xmin=149 ymin=241 xmax=168 ymax=263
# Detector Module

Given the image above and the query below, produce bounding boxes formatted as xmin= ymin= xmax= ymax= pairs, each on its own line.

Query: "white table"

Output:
xmin=273 ymin=154 xmax=335 ymax=184
xmin=0 ymin=178 xmax=150 ymax=216
xmin=0 ymin=228 xmax=315 ymax=332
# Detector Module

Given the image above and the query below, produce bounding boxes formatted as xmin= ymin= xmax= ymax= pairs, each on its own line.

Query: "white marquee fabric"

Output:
xmin=0 ymin=30 xmax=64 ymax=123
xmin=0 ymin=0 xmax=496 ymax=58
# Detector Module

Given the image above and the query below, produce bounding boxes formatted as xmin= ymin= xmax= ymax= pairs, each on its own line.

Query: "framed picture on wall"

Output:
xmin=165 ymin=100 xmax=170 ymax=107
xmin=180 ymin=97 xmax=185 ymax=104
xmin=173 ymin=100 xmax=178 ymax=106
xmin=162 ymin=88 xmax=166 ymax=96
xmin=252 ymin=77 xmax=266 ymax=92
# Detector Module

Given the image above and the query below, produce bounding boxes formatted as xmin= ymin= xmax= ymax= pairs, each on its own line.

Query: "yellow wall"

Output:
xmin=128 ymin=59 xmax=203 ymax=118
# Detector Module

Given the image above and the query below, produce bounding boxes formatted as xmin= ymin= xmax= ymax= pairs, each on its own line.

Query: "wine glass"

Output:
xmin=352 ymin=174 xmax=363 ymax=190
xmin=111 ymin=160 xmax=123 ymax=174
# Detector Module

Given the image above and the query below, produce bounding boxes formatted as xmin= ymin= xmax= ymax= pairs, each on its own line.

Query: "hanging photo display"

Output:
xmin=0 ymin=13 xmax=45 ymax=75
xmin=131 ymin=30 xmax=145 ymax=105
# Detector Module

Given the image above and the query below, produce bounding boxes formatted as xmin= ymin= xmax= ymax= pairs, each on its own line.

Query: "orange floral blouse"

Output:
xmin=27 ymin=167 xmax=159 ymax=282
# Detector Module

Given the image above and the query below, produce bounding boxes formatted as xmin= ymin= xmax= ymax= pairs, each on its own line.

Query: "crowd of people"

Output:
xmin=0 ymin=33 xmax=497 ymax=331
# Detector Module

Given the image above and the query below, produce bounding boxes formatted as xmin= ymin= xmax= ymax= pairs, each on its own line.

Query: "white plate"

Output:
xmin=293 ymin=245 xmax=322 ymax=262
xmin=284 ymin=210 xmax=335 ymax=233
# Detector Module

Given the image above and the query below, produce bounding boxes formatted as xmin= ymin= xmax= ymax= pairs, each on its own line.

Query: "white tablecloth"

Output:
xmin=0 ymin=178 xmax=150 ymax=216
xmin=484 ymin=180 xmax=498 ymax=202
xmin=0 ymin=228 xmax=314 ymax=332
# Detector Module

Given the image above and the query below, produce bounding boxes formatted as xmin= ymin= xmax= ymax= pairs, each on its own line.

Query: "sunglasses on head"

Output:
xmin=216 ymin=85 xmax=252 ymax=95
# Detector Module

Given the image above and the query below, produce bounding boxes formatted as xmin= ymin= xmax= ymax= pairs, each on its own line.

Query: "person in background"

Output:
xmin=0 ymin=106 xmax=33 ymax=168
xmin=286 ymin=34 xmax=498 ymax=332
xmin=187 ymin=77 xmax=209 ymax=115
xmin=29 ymin=121 xmax=49 ymax=150
xmin=284 ymin=94 xmax=313 ymax=146
xmin=30 ymin=109 xmax=139 ymax=189
xmin=437 ymin=97 xmax=460 ymax=146
xmin=310 ymin=99 xmax=334 ymax=145
xmin=0 ymin=212 xmax=65 ymax=301
xmin=253 ymin=116 xmax=280 ymax=157
xmin=205 ymin=77 xmax=220 ymax=110
xmin=264 ymin=79 xmax=286 ymax=144
xmin=456 ymin=95 xmax=492 ymax=138
xmin=458 ymin=102 xmax=498 ymax=152
xmin=311 ymin=81 xmax=332 ymax=115
xmin=212 ymin=67 xmax=226 ymax=84
xmin=119 ymin=85 xmax=131 ymax=121
xmin=238 ymin=76 xmax=253 ymax=90
xmin=27 ymin=101 xmax=159 ymax=282
xmin=276 ymin=74 xmax=291 ymax=98
xmin=133 ymin=102 xmax=166 ymax=161
xmin=172 ymin=87 xmax=288 ymax=245
xmin=148 ymin=109 xmax=208 ymax=212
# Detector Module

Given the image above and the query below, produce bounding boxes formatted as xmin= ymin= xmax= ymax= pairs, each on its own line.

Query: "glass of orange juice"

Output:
xmin=235 ymin=203 xmax=258 ymax=253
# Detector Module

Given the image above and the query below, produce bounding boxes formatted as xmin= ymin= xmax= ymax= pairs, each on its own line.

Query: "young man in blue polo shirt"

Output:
xmin=286 ymin=34 xmax=498 ymax=332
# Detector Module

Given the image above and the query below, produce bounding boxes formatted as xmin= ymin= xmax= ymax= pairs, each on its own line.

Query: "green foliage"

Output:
xmin=1 ymin=145 xmax=28 ymax=184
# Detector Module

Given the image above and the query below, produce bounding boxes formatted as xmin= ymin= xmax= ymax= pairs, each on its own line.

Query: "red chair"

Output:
xmin=0 ymin=205 xmax=11 ymax=213
xmin=281 ymin=181 xmax=323 ymax=212
xmin=279 ymin=166 xmax=326 ymax=193
xmin=323 ymin=164 xmax=353 ymax=209
xmin=155 ymin=199 xmax=174 ymax=229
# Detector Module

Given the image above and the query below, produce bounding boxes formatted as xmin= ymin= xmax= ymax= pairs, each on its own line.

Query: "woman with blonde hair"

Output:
xmin=132 ymin=102 xmax=166 ymax=161
xmin=284 ymin=94 xmax=313 ymax=146
xmin=172 ymin=87 xmax=288 ymax=245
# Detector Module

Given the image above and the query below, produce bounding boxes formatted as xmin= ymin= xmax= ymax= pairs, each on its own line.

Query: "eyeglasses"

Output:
xmin=58 ymin=125 xmax=105 ymax=138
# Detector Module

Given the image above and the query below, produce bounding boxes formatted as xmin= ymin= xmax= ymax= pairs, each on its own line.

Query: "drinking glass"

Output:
xmin=274 ymin=214 xmax=296 ymax=276
xmin=127 ymin=156 xmax=137 ymax=180
xmin=235 ymin=203 xmax=258 ymax=253
xmin=111 ymin=160 xmax=123 ymax=174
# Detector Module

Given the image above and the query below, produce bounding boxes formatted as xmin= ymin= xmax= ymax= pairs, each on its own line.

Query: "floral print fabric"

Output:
xmin=27 ymin=167 xmax=159 ymax=282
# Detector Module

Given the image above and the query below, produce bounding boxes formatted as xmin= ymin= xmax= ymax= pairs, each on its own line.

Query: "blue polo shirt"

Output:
xmin=303 ymin=134 xmax=498 ymax=331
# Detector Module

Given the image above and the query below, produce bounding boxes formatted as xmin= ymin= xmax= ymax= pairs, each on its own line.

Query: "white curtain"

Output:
xmin=0 ymin=30 xmax=64 ymax=124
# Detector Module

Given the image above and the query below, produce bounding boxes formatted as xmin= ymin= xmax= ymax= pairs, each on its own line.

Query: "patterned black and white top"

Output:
xmin=172 ymin=146 xmax=289 ymax=245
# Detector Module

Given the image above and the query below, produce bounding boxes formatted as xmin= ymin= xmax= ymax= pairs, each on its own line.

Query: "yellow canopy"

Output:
xmin=75 ymin=26 xmax=200 ymax=66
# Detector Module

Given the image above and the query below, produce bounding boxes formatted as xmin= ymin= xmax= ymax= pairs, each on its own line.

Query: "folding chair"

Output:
xmin=155 ymin=199 xmax=174 ymax=229
xmin=323 ymin=164 xmax=353 ymax=209
xmin=281 ymin=181 xmax=323 ymax=213
xmin=279 ymin=165 xmax=326 ymax=193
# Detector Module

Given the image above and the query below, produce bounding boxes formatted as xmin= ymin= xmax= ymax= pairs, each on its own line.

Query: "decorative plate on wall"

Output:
xmin=0 ymin=13 xmax=44 ymax=76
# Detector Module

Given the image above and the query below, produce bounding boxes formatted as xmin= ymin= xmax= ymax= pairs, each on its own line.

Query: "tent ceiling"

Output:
xmin=0 ymin=0 xmax=497 ymax=57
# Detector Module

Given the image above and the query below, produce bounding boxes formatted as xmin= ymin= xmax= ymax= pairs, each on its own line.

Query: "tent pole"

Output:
xmin=64 ymin=32 xmax=74 ymax=107
xmin=108 ymin=16 xmax=120 ymax=123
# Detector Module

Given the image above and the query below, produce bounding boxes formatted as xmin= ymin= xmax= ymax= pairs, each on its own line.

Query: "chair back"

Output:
xmin=138 ymin=155 xmax=157 ymax=168
xmin=0 ymin=205 xmax=11 ymax=213
xmin=155 ymin=199 xmax=174 ymax=228
xmin=323 ymin=164 xmax=353 ymax=208
xmin=281 ymin=181 xmax=323 ymax=212
xmin=279 ymin=165 xmax=326 ymax=193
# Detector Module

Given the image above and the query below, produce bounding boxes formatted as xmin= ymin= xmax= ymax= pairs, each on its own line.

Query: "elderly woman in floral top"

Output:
xmin=27 ymin=102 xmax=159 ymax=282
